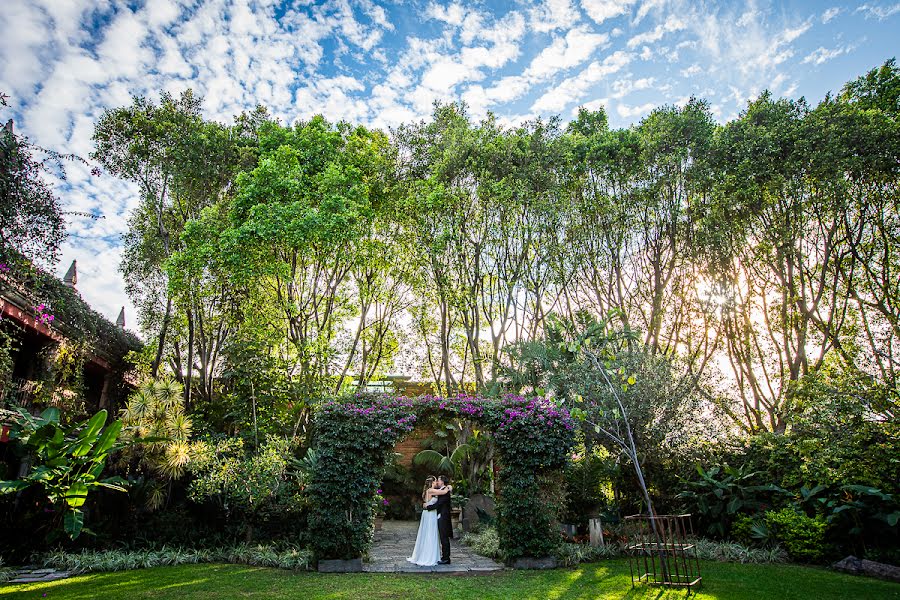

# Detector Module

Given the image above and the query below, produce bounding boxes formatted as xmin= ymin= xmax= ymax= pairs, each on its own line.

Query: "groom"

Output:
xmin=424 ymin=474 xmax=453 ymax=564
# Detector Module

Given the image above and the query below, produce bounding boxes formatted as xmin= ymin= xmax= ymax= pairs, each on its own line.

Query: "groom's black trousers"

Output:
xmin=426 ymin=491 xmax=453 ymax=561
xmin=438 ymin=520 xmax=451 ymax=562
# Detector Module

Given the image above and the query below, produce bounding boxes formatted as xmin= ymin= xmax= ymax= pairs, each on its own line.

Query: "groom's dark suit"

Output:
xmin=424 ymin=487 xmax=452 ymax=562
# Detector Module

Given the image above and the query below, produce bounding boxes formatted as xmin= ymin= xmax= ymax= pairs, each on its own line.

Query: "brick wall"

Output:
xmin=393 ymin=427 xmax=432 ymax=468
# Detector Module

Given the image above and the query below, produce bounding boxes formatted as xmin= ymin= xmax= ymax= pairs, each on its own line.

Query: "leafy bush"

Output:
xmin=0 ymin=557 xmax=13 ymax=583
xmin=462 ymin=526 xmax=501 ymax=559
xmin=41 ymin=544 xmax=313 ymax=574
xmin=692 ymin=538 xmax=787 ymax=563
xmin=764 ymin=508 xmax=827 ymax=561
xmin=730 ymin=513 xmax=768 ymax=546
xmin=677 ymin=463 xmax=787 ymax=538
xmin=561 ymin=447 xmax=614 ymax=526
xmin=188 ymin=436 xmax=304 ymax=542
xmin=555 ymin=542 xmax=620 ymax=567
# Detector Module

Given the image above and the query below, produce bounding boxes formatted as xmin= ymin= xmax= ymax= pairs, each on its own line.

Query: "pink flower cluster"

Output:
xmin=322 ymin=391 xmax=574 ymax=435
xmin=496 ymin=394 xmax=575 ymax=431
xmin=33 ymin=303 xmax=55 ymax=326
xmin=0 ymin=263 xmax=10 ymax=274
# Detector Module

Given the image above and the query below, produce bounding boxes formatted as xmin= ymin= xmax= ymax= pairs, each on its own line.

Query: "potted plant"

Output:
xmin=451 ymin=494 xmax=468 ymax=533
xmin=373 ymin=488 xmax=388 ymax=531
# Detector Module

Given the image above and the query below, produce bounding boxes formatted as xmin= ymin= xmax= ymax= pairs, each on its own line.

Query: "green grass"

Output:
xmin=1 ymin=560 xmax=898 ymax=599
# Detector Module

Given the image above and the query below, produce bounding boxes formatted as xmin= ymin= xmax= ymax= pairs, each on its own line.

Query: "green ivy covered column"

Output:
xmin=485 ymin=399 xmax=575 ymax=560
xmin=306 ymin=398 xmax=417 ymax=560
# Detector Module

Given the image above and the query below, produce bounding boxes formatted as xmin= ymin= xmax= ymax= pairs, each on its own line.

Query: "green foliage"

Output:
xmin=764 ymin=508 xmax=827 ymax=562
xmin=188 ymin=436 xmax=304 ymax=541
xmin=555 ymin=542 xmax=621 ymax=567
xmin=561 ymin=447 xmax=615 ymax=525
xmin=462 ymin=526 xmax=501 ymax=559
xmin=42 ymin=544 xmax=313 ymax=574
xmin=0 ymin=95 xmax=67 ymax=265
xmin=412 ymin=419 xmax=493 ymax=497
xmin=0 ymin=407 xmax=125 ymax=539
xmin=691 ymin=539 xmax=788 ymax=564
xmin=119 ymin=378 xmax=193 ymax=508
xmin=677 ymin=463 xmax=788 ymax=538
xmin=730 ymin=513 xmax=766 ymax=546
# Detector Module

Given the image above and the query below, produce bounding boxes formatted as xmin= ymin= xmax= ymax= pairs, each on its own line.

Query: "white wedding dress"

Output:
xmin=407 ymin=497 xmax=441 ymax=566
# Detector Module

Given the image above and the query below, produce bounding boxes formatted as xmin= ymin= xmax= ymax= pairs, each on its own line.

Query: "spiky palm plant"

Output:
xmin=119 ymin=378 xmax=195 ymax=509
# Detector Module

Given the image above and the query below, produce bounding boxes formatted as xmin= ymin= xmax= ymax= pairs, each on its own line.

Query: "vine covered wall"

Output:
xmin=307 ymin=393 xmax=576 ymax=561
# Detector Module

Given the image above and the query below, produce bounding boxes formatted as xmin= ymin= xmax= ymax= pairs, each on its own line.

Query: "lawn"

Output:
xmin=2 ymin=560 xmax=899 ymax=599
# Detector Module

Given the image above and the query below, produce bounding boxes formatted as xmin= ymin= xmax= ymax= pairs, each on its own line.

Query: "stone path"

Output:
xmin=365 ymin=520 xmax=503 ymax=573
xmin=7 ymin=567 xmax=71 ymax=584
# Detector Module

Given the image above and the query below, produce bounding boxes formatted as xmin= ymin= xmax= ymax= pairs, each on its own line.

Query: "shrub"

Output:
xmin=188 ymin=436 xmax=304 ymax=542
xmin=555 ymin=542 xmax=620 ymax=567
xmin=765 ymin=508 xmax=827 ymax=561
xmin=0 ymin=557 xmax=13 ymax=583
xmin=41 ymin=544 xmax=313 ymax=574
xmin=692 ymin=538 xmax=787 ymax=563
xmin=462 ymin=526 xmax=501 ymax=559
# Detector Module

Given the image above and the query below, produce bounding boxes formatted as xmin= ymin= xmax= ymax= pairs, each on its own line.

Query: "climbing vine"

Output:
xmin=307 ymin=393 xmax=576 ymax=561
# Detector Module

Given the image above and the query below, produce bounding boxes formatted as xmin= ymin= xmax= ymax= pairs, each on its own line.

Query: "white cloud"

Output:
xmin=856 ymin=3 xmax=900 ymax=19
xmin=610 ymin=75 xmax=655 ymax=98
xmin=616 ymin=100 xmax=656 ymax=118
xmin=581 ymin=0 xmax=637 ymax=24
xmin=426 ymin=1 xmax=467 ymax=26
xmin=821 ymin=7 xmax=841 ymax=23
xmin=531 ymin=50 xmax=632 ymax=112
xmin=680 ymin=63 xmax=702 ymax=77
xmin=529 ymin=0 xmax=581 ymax=32
xmin=802 ymin=45 xmax=854 ymax=65
xmin=690 ymin=6 xmax=811 ymax=87
xmin=525 ymin=27 xmax=609 ymax=79
xmin=626 ymin=17 xmax=686 ymax=48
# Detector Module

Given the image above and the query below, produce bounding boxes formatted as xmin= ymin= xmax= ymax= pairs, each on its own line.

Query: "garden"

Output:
xmin=1 ymin=58 xmax=899 ymax=599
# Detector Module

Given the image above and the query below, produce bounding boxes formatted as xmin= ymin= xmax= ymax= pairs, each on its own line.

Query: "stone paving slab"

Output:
xmin=364 ymin=520 xmax=503 ymax=574
xmin=8 ymin=568 xmax=71 ymax=584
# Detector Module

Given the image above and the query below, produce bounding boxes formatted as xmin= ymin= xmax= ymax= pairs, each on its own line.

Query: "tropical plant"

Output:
xmin=412 ymin=420 xmax=494 ymax=497
xmin=677 ymin=463 xmax=789 ymax=538
xmin=119 ymin=378 xmax=193 ymax=509
xmin=0 ymin=407 xmax=125 ymax=539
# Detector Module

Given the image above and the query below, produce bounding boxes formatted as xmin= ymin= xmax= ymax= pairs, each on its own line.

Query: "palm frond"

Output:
xmin=413 ymin=449 xmax=453 ymax=473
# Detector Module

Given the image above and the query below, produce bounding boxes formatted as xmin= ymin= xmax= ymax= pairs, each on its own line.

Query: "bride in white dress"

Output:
xmin=407 ymin=476 xmax=451 ymax=566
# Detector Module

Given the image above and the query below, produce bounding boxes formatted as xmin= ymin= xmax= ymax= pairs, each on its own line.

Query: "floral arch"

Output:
xmin=307 ymin=393 xmax=576 ymax=561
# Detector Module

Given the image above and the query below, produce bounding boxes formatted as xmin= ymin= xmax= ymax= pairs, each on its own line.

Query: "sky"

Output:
xmin=0 ymin=0 xmax=897 ymax=332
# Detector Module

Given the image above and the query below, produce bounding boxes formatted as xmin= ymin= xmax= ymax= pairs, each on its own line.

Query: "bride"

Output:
xmin=407 ymin=476 xmax=452 ymax=566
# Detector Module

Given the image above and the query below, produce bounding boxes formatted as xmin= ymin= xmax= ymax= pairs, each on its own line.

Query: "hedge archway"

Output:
xmin=307 ymin=393 xmax=576 ymax=561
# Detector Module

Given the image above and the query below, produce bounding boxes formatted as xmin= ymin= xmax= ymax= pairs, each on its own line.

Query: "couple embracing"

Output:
xmin=407 ymin=475 xmax=453 ymax=566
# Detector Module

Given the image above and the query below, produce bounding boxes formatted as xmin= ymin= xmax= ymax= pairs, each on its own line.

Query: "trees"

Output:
xmin=107 ymin=60 xmax=900 ymax=452
xmin=92 ymin=91 xmax=252 ymax=390
xmin=0 ymin=93 xmax=66 ymax=265
xmin=221 ymin=117 xmax=397 ymax=403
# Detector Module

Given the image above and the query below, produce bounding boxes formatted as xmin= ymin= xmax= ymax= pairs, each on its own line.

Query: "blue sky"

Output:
xmin=0 ymin=0 xmax=897 ymax=327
